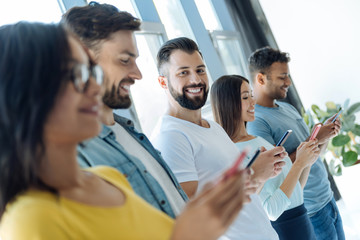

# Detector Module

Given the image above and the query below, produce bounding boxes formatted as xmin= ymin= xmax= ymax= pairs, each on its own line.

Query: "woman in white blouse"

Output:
xmin=211 ymin=74 xmax=320 ymax=240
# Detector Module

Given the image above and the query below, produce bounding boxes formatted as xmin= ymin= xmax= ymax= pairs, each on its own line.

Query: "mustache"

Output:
xmin=119 ymin=78 xmax=135 ymax=86
xmin=183 ymin=83 xmax=207 ymax=90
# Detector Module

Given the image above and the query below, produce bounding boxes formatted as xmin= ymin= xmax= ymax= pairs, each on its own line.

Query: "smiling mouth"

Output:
xmin=79 ymin=105 xmax=100 ymax=116
xmin=186 ymin=87 xmax=202 ymax=94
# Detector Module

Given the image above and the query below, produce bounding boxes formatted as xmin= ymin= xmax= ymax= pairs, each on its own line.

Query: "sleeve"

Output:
xmin=152 ymin=130 xmax=198 ymax=183
xmin=259 ymin=186 xmax=291 ymax=221
xmin=0 ymin=202 xmax=67 ymax=240
xmin=247 ymin=117 xmax=276 ymax=146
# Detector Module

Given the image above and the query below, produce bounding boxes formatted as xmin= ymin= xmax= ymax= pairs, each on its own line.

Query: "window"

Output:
xmin=210 ymin=31 xmax=248 ymax=77
xmin=1 ymin=0 xmax=62 ymax=26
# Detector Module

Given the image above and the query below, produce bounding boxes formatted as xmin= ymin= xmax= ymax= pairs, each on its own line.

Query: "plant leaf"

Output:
xmin=342 ymin=114 xmax=356 ymax=132
xmin=326 ymin=101 xmax=337 ymax=111
xmin=334 ymin=164 xmax=342 ymax=176
xmin=311 ymin=104 xmax=321 ymax=120
xmin=332 ymin=135 xmax=351 ymax=146
xmin=354 ymin=144 xmax=360 ymax=155
xmin=352 ymin=124 xmax=360 ymax=136
xmin=343 ymin=99 xmax=350 ymax=111
xmin=342 ymin=151 xmax=358 ymax=167
xmin=346 ymin=102 xmax=360 ymax=116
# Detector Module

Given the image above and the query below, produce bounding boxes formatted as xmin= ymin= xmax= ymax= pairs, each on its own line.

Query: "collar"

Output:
xmin=113 ymin=113 xmax=134 ymax=127
xmin=98 ymin=124 xmax=114 ymax=139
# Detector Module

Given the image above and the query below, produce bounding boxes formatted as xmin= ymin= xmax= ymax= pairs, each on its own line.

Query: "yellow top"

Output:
xmin=0 ymin=166 xmax=174 ymax=240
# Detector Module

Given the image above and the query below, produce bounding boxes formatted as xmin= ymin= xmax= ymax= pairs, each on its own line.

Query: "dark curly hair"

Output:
xmin=61 ymin=1 xmax=141 ymax=54
xmin=248 ymin=46 xmax=290 ymax=82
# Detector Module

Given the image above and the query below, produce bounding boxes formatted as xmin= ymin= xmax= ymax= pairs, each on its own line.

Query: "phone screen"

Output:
xmin=276 ymin=130 xmax=292 ymax=146
xmin=310 ymin=124 xmax=321 ymax=140
xmin=331 ymin=109 xmax=343 ymax=123
xmin=246 ymin=148 xmax=261 ymax=168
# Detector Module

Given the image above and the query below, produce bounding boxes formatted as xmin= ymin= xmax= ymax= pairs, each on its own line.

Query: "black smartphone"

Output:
xmin=246 ymin=148 xmax=261 ymax=168
xmin=276 ymin=130 xmax=292 ymax=147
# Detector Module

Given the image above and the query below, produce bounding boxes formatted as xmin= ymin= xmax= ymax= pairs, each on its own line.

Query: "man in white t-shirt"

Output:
xmin=151 ymin=37 xmax=286 ymax=240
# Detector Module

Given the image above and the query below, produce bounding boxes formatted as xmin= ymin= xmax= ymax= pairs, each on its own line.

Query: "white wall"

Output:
xmin=259 ymin=1 xmax=360 ymax=239
xmin=259 ymin=0 xmax=360 ymax=111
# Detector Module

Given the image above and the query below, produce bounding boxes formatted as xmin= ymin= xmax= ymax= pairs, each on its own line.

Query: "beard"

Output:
xmin=168 ymin=79 xmax=208 ymax=110
xmin=102 ymin=78 xmax=134 ymax=109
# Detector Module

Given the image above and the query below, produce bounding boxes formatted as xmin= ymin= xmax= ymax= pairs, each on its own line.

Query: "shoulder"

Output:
xmin=277 ymin=101 xmax=299 ymax=113
xmin=1 ymin=191 xmax=67 ymax=239
xmin=152 ymin=116 xmax=191 ymax=141
xmin=85 ymin=166 xmax=132 ymax=190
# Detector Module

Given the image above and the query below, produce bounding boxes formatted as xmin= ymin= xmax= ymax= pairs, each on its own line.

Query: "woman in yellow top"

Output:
xmin=0 ymin=22 xmax=248 ymax=240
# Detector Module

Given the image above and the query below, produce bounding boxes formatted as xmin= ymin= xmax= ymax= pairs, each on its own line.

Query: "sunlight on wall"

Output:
xmin=260 ymin=1 xmax=360 ymax=239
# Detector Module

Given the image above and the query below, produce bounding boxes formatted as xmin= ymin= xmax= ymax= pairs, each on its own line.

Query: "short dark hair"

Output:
xmin=61 ymin=1 xmax=140 ymax=53
xmin=157 ymin=37 xmax=202 ymax=76
xmin=211 ymin=75 xmax=249 ymax=141
xmin=0 ymin=22 xmax=72 ymax=218
xmin=248 ymin=46 xmax=290 ymax=81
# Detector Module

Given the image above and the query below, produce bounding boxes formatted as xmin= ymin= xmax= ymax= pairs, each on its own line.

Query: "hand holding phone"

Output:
xmin=331 ymin=109 xmax=343 ymax=123
xmin=246 ymin=148 xmax=261 ymax=169
xmin=276 ymin=130 xmax=293 ymax=146
xmin=310 ymin=124 xmax=322 ymax=140
xmin=221 ymin=147 xmax=250 ymax=182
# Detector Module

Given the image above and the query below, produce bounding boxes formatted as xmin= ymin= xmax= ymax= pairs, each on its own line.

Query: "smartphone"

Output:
xmin=276 ymin=130 xmax=293 ymax=146
xmin=310 ymin=124 xmax=322 ymax=140
xmin=246 ymin=148 xmax=261 ymax=168
xmin=331 ymin=109 xmax=343 ymax=123
xmin=222 ymin=147 xmax=250 ymax=181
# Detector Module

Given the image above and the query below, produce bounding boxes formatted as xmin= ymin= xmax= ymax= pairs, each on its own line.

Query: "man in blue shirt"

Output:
xmin=247 ymin=46 xmax=345 ymax=239
xmin=62 ymin=2 xmax=188 ymax=218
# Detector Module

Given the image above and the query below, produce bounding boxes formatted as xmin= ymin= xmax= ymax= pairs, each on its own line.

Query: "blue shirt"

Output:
xmin=247 ymin=101 xmax=333 ymax=216
xmin=235 ymin=137 xmax=303 ymax=220
xmin=77 ymin=116 xmax=188 ymax=218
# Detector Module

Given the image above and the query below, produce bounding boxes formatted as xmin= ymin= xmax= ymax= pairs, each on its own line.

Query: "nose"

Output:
xmin=285 ymin=76 xmax=292 ymax=86
xmin=189 ymin=71 xmax=202 ymax=84
xmin=129 ymin=62 xmax=142 ymax=81
xmin=86 ymin=75 xmax=102 ymax=98
xmin=251 ymin=96 xmax=256 ymax=105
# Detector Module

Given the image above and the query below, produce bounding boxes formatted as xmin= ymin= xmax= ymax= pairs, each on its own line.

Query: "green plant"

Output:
xmin=302 ymin=99 xmax=360 ymax=176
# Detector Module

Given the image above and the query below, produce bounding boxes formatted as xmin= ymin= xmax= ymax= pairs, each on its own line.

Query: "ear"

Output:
xmin=158 ymin=76 xmax=168 ymax=89
xmin=256 ymin=72 xmax=266 ymax=86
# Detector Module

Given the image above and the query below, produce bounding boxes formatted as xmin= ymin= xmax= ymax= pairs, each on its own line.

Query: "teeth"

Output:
xmin=122 ymin=85 xmax=130 ymax=90
xmin=248 ymin=110 xmax=254 ymax=113
xmin=188 ymin=88 xmax=201 ymax=93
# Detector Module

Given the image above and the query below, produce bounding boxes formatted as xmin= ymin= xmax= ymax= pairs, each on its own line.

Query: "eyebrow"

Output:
xmin=241 ymin=91 xmax=250 ymax=94
xmin=176 ymin=64 xmax=206 ymax=71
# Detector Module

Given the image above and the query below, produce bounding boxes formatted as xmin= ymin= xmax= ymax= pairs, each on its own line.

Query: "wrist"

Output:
xmin=293 ymin=159 xmax=306 ymax=170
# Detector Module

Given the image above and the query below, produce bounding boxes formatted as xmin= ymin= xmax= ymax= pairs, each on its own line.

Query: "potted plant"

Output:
xmin=303 ymin=99 xmax=360 ymax=176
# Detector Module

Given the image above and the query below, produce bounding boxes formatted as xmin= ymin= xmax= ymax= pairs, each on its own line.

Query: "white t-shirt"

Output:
xmin=151 ymin=115 xmax=279 ymax=240
xmin=235 ymin=136 xmax=304 ymax=221
xmin=109 ymin=123 xmax=186 ymax=216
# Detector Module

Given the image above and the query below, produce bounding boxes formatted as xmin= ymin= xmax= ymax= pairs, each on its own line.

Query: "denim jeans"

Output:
xmin=310 ymin=197 xmax=345 ymax=240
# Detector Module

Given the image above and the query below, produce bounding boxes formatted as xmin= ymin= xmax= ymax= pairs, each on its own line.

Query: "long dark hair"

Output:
xmin=0 ymin=22 xmax=72 ymax=217
xmin=211 ymin=75 xmax=249 ymax=141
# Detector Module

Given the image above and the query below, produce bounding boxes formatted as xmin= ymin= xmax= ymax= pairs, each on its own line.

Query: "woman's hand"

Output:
xmin=295 ymin=140 xmax=320 ymax=168
xmin=251 ymin=146 xmax=287 ymax=183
